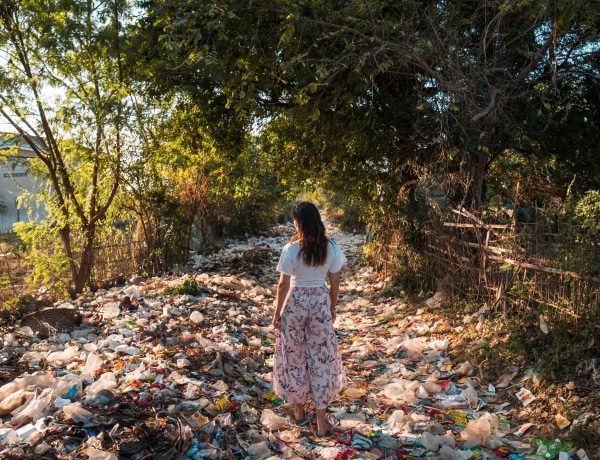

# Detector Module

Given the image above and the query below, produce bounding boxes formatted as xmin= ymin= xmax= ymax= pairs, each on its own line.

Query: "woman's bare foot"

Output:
xmin=315 ymin=407 xmax=330 ymax=436
xmin=316 ymin=419 xmax=331 ymax=437
xmin=294 ymin=403 xmax=305 ymax=422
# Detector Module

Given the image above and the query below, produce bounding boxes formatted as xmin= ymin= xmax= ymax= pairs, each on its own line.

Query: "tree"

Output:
xmin=141 ymin=0 xmax=600 ymax=215
xmin=0 ymin=0 xmax=130 ymax=296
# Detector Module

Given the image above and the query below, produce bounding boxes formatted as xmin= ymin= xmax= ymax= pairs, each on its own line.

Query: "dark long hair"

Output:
xmin=291 ymin=202 xmax=329 ymax=266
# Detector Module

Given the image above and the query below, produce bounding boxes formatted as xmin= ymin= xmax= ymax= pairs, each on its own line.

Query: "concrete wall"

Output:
xmin=0 ymin=136 xmax=47 ymax=233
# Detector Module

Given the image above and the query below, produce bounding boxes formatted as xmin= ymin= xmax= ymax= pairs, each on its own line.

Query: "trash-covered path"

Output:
xmin=0 ymin=221 xmax=594 ymax=459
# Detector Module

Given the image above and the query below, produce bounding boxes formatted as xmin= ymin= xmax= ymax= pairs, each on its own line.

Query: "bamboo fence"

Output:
xmin=419 ymin=207 xmax=600 ymax=323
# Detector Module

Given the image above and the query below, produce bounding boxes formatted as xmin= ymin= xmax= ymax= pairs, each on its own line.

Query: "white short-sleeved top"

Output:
xmin=277 ymin=240 xmax=347 ymax=287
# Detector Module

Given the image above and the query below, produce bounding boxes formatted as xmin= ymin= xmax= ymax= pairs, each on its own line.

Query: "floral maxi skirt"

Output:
xmin=273 ymin=286 xmax=347 ymax=409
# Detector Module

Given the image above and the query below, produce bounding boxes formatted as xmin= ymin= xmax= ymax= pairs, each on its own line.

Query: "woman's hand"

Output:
xmin=273 ymin=273 xmax=290 ymax=330
xmin=272 ymin=313 xmax=282 ymax=329
xmin=329 ymin=271 xmax=340 ymax=324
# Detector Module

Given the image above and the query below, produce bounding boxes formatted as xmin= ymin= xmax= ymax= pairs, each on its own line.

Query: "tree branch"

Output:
xmin=470 ymin=88 xmax=502 ymax=123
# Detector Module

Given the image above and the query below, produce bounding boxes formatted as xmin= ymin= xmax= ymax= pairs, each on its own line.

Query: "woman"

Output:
xmin=272 ymin=202 xmax=348 ymax=436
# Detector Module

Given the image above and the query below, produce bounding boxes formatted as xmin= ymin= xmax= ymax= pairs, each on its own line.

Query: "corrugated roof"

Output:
xmin=0 ymin=133 xmax=43 ymax=158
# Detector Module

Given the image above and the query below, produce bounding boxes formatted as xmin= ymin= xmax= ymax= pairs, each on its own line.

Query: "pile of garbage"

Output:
xmin=0 ymin=222 xmax=595 ymax=459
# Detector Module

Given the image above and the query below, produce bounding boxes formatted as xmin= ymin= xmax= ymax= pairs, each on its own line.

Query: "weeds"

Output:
xmin=163 ymin=278 xmax=199 ymax=296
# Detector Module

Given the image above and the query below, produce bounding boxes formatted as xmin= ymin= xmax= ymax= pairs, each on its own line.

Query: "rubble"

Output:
xmin=0 ymin=222 xmax=593 ymax=459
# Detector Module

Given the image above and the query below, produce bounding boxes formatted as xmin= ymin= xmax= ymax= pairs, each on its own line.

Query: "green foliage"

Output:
xmin=221 ymin=147 xmax=290 ymax=236
xmin=0 ymin=0 xmax=136 ymax=295
xmin=163 ymin=278 xmax=199 ymax=296
xmin=12 ymin=221 xmax=72 ymax=297
xmin=294 ymin=186 xmax=365 ymax=233
xmin=554 ymin=190 xmax=600 ymax=275
xmin=573 ymin=191 xmax=600 ymax=236
xmin=1 ymin=0 xmax=599 ymax=307
xmin=359 ymin=186 xmax=433 ymax=294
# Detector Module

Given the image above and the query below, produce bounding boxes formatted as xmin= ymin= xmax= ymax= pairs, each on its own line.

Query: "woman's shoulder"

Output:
xmin=327 ymin=239 xmax=343 ymax=253
xmin=282 ymin=241 xmax=300 ymax=252
xmin=328 ymin=239 xmax=340 ymax=248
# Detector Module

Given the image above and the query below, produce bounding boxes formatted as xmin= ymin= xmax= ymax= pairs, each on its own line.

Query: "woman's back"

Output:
xmin=277 ymin=240 xmax=346 ymax=287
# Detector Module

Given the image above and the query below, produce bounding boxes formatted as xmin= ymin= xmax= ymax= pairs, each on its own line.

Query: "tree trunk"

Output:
xmin=469 ymin=148 xmax=488 ymax=212
xmin=60 ymin=223 xmax=96 ymax=297
xmin=73 ymin=226 xmax=97 ymax=296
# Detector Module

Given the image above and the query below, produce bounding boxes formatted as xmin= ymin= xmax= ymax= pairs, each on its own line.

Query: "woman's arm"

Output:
xmin=272 ymin=273 xmax=291 ymax=329
xmin=329 ymin=271 xmax=340 ymax=323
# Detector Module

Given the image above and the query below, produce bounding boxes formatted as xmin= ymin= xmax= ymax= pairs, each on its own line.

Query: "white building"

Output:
xmin=0 ymin=134 xmax=47 ymax=233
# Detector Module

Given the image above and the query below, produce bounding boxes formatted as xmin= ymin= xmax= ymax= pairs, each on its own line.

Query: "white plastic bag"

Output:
xmin=11 ymin=387 xmax=54 ymax=425
xmin=190 ymin=311 xmax=204 ymax=323
xmin=247 ymin=441 xmax=272 ymax=460
xmin=460 ymin=382 xmax=479 ymax=408
xmin=85 ymin=372 xmax=118 ymax=396
xmin=386 ymin=410 xmax=407 ymax=433
xmin=83 ymin=351 xmax=104 ymax=377
xmin=0 ymin=389 xmax=33 ymax=416
xmin=79 ymin=448 xmax=118 ymax=460
xmin=215 ymin=413 xmax=233 ymax=427
xmin=63 ymin=403 xmax=93 ymax=423
xmin=381 ymin=381 xmax=407 ymax=399
xmin=439 ymin=445 xmax=473 ymax=460
xmin=402 ymin=337 xmax=427 ymax=354
xmin=0 ymin=374 xmax=55 ymax=407
xmin=455 ymin=361 xmax=475 ymax=377
xmin=461 ymin=418 xmax=491 ymax=448
xmin=421 ymin=431 xmax=440 ymax=452
xmin=100 ymin=302 xmax=120 ymax=320
xmin=260 ymin=409 xmax=288 ymax=430
xmin=46 ymin=346 xmax=80 ymax=365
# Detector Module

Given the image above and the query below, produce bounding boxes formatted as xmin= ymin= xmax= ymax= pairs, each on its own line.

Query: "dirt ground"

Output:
xmin=0 ymin=225 xmax=599 ymax=459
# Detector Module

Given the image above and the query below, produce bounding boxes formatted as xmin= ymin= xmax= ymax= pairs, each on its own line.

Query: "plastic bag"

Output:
xmin=34 ymin=441 xmax=51 ymax=456
xmin=100 ymin=302 xmax=120 ymax=320
xmin=402 ymin=337 xmax=427 ymax=354
xmin=0 ymin=389 xmax=33 ymax=416
xmin=85 ymin=372 xmax=118 ymax=396
xmin=480 ymin=411 xmax=499 ymax=430
xmin=460 ymin=382 xmax=479 ymax=408
xmin=421 ymin=431 xmax=440 ymax=452
xmin=461 ymin=418 xmax=491 ymax=448
xmin=439 ymin=445 xmax=472 ymax=460
xmin=438 ymin=434 xmax=456 ymax=448
xmin=11 ymin=387 xmax=54 ymax=426
xmin=0 ymin=374 xmax=55 ymax=407
xmin=183 ymin=383 xmax=198 ymax=400
xmin=415 ymin=384 xmax=429 ymax=399
xmin=79 ymin=448 xmax=118 ymax=460
xmin=386 ymin=410 xmax=407 ymax=432
xmin=53 ymin=374 xmax=83 ymax=401
xmin=423 ymin=380 xmax=443 ymax=394
xmin=277 ymin=428 xmax=301 ymax=443
xmin=343 ymin=386 xmax=366 ymax=398
xmin=83 ymin=351 xmax=104 ymax=377
xmin=46 ymin=346 xmax=80 ymax=365
xmin=429 ymin=339 xmax=449 ymax=351
xmin=62 ymin=403 xmax=93 ymax=423
xmin=381 ymin=381 xmax=407 ymax=399
xmin=247 ymin=441 xmax=272 ymax=460
xmin=190 ymin=311 xmax=204 ymax=323
xmin=317 ymin=447 xmax=338 ymax=459
xmin=260 ymin=409 xmax=288 ymax=430
xmin=215 ymin=413 xmax=233 ymax=427
xmin=454 ymin=361 xmax=475 ymax=378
